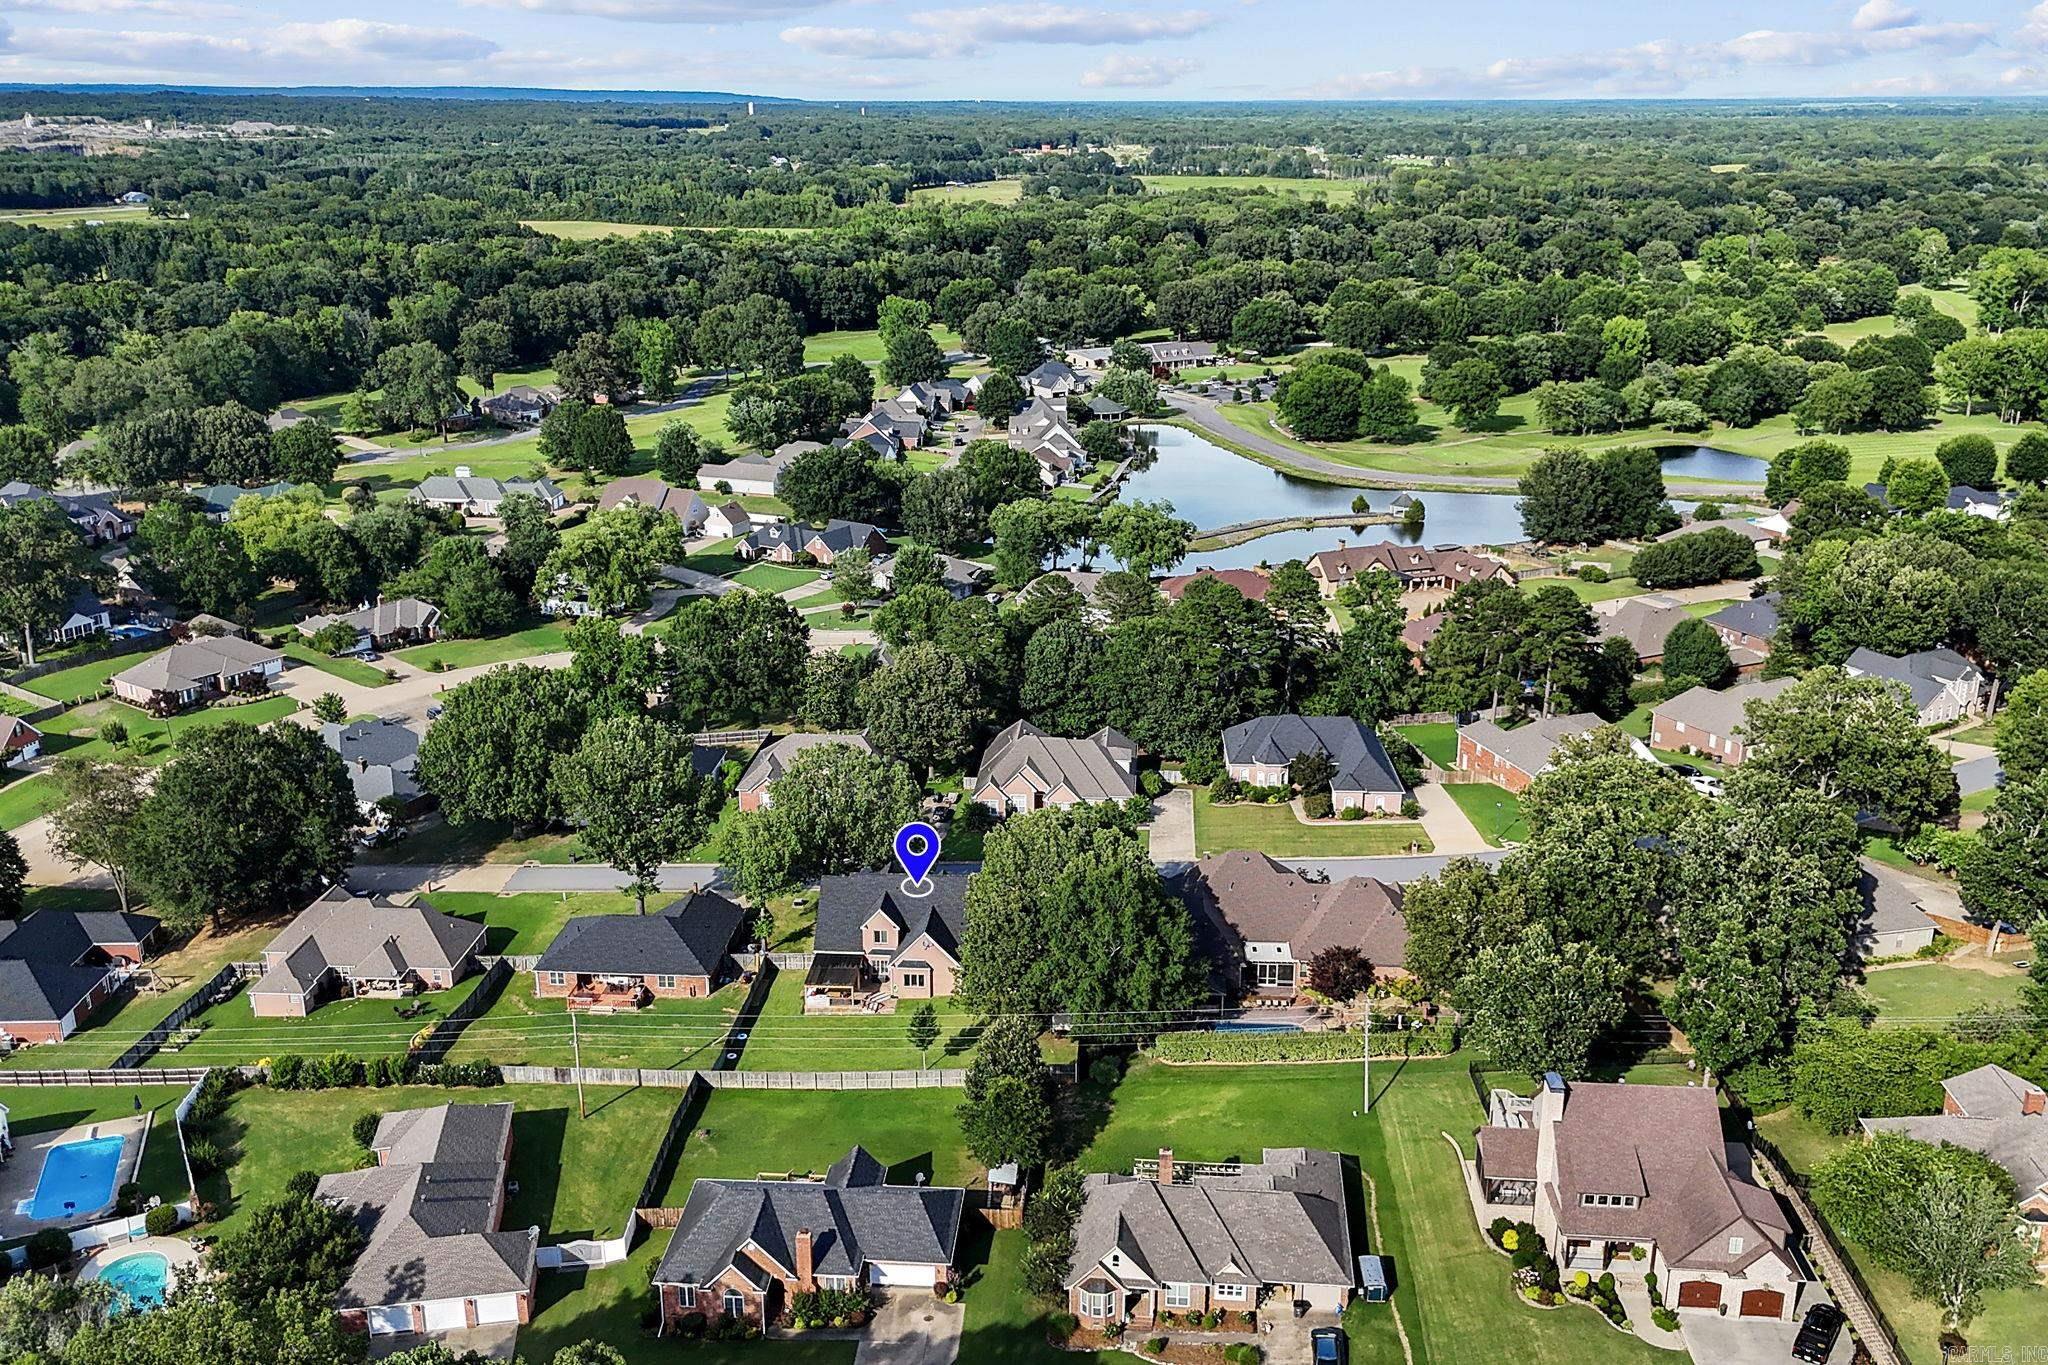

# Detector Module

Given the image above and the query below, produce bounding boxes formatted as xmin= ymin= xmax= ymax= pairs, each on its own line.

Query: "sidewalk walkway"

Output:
xmin=1409 ymin=782 xmax=1491 ymax=855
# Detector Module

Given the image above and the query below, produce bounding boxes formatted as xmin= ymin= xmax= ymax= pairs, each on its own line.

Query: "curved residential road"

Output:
xmin=1162 ymin=391 xmax=1765 ymax=500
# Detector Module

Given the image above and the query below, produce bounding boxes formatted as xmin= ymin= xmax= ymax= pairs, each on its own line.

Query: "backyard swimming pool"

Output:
xmin=1213 ymin=1020 xmax=1303 ymax=1034
xmin=24 ymin=1134 xmax=126 ymax=1220
xmin=97 ymin=1250 xmax=169 ymax=1310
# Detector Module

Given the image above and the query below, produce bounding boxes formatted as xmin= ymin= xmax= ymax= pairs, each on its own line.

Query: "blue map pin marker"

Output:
xmin=894 ymin=821 xmax=941 ymax=897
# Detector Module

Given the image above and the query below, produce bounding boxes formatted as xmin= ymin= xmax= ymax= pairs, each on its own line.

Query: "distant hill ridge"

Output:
xmin=0 ymin=83 xmax=799 ymax=104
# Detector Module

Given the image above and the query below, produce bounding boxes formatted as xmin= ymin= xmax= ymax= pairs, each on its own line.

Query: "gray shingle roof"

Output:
xmin=1861 ymin=1065 xmax=2048 ymax=1198
xmin=189 ymin=481 xmax=300 ymax=515
xmin=1176 ymin=851 xmax=1406 ymax=968
xmin=1703 ymin=593 xmax=1781 ymax=641
xmin=813 ymin=873 xmax=969 ymax=966
xmin=976 ymin=720 xmax=1138 ymax=805
xmin=1221 ymin=715 xmax=1404 ymax=795
xmin=532 ymin=891 xmax=746 ymax=978
xmin=654 ymin=1145 xmax=964 ymax=1289
xmin=1597 ymin=595 xmax=1688 ymax=661
xmin=0 ymin=911 xmax=157 ymax=1025
xmin=1065 ymin=1148 xmax=1352 ymax=1292
xmin=597 ymin=475 xmax=707 ymax=525
xmin=1845 ymin=647 xmax=1982 ymax=711
xmin=1651 ymin=675 xmax=1797 ymax=742
xmin=322 ymin=718 xmax=422 ymax=806
xmin=251 ymin=888 xmax=484 ymax=997
xmin=112 ymin=635 xmax=281 ymax=694
xmin=315 ymin=1101 xmax=534 ymax=1309
xmin=736 ymin=733 xmax=872 ymax=795
xmin=299 ymin=598 xmax=440 ymax=640
xmin=1457 ymin=713 xmax=1609 ymax=782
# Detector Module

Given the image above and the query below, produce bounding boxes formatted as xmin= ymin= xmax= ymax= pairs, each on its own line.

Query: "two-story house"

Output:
xmin=803 ymin=873 xmax=968 ymax=1009
xmin=1174 ymin=850 xmax=1408 ymax=999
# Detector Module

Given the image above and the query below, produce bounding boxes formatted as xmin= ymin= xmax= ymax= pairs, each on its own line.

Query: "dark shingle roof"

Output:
xmin=1221 ymin=715 xmax=1404 ymax=795
xmin=1703 ymin=592 xmax=1781 ymax=641
xmin=813 ymin=873 xmax=969 ymax=963
xmin=0 ymin=911 xmax=157 ymax=1025
xmin=533 ymin=892 xmax=746 ymax=978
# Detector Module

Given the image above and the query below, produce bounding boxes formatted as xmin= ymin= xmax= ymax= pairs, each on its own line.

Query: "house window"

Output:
xmin=1164 ymin=1284 xmax=1191 ymax=1309
xmin=872 ymin=929 xmax=889 ymax=945
xmin=1213 ymin=1283 xmax=1248 ymax=1302
xmin=1673 ymin=721 xmax=1687 ymax=734
xmin=1252 ymin=961 xmax=1295 ymax=988
xmin=900 ymin=972 xmax=925 ymax=989
xmin=675 ymin=1285 xmax=697 ymax=1307
xmin=1580 ymin=1194 xmax=1639 ymax=1209
xmin=722 ymin=1289 xmax=746 ymax=1320
xmin=1081 ymin=1288 xmax=1115 ymax=1318
xmin=1727 ymin=1236 xmax=1745 ymax=1256
xmin=656 ymin=975 xmax=678 ymax=990
xmin=546 ymin=972 xmax=565 ymax=987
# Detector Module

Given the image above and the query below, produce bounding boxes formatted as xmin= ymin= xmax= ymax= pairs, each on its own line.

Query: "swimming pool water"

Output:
xmin=1213 ymin=1021 xmax=1303 ymax=1034
xmin=98 ymin=1251 xmax=169 ymax=1310
xmin=26 ymin=1135 xmax=126 ymax=1220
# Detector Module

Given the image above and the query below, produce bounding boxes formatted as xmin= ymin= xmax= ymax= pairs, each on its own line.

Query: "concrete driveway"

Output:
xmin=854 ymin=1292 xmax=963 ymax=1365
xmin=1679 ymin=1308 xmax=1850 ymax=1365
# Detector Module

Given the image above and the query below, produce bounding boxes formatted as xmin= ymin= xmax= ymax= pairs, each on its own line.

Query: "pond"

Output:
xmin=1656 ymin=444 xmax=1770 ymax=483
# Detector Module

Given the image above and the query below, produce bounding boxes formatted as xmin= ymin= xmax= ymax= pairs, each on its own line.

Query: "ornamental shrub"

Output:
xmin=25 ymin=1229 xmax=72 ymax=1270
xmin=144 ymin=1203 xmax=180 ymax=1237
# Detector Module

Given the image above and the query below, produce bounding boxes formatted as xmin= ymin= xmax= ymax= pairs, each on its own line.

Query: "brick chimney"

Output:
xmin=1156 ymin=1148 xmax=1174 ymax=1187
xmin=795 ymin=1227 xmax=815 ymax=1291
xmin=2026 ymin=1088 xmax=2046 ymax=1118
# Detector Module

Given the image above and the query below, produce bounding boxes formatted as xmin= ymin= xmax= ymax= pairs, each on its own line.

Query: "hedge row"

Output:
xmin=1149 ymin=1023 xmax=1456 ymax=1063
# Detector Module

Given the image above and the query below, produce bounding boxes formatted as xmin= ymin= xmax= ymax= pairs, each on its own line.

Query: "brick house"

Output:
xmin=1702 ymin=593 xmax=1781 ymax=664
xmin=1066 ymin=1147 xmax=1354 ymax=1329
xmin=1455 ymin=714 xmax=1647 ymax=793
xmin=972 ymin=721 xmax=1138 ymax=813
xmin=1174 ymin=850 xmax=1407 ymax=999
xmin=297 ymin=597 xmax=442 ymax=653
xmin=247 ymin=888 xmax=485 ymax=1017
xmin=1861 ymin=1065 xmax=2048 ymax=1253
xmin=531 ymin=891 xmax=748 ymax=1011
xmin=735 ymin=733 xmax=872 ymax=813
xmin=1648 ymin=677 xmax=1796 ymax=765
xmin=1221 ymin=714 xmax=1405 ymax=813
xmin=318 ymin=1102 xmax=538 ymax=1340
xmin=109 ymin=635 xmax=284 ymax=712
xmin=803 ymin=873 xmax=967 ymax=1007
xmin=654 ymin=1145 xmax=964 ymax=1333
xmin=0 ymin=911 xmax=158 ymax=1048
xmin=1474 ymin=1075 xmax=1808 ymax=1320
xmin=1304 ymin=542 xmax=1515 ymax=598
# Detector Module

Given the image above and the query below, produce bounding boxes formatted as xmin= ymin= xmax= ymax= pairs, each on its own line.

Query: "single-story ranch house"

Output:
xmin=736 ymin=733 xmax=871 ymax=813
xmin=298 ymin=597 xmax=442 ymax=653
xmin=0 ymin=910 xmax=158 ymax=1048
xmin=1065 ymin=1146 xmax=1355 ymax=1330
xmin=1455 ymin=714 xmax=1647 ymax=793
xmin=1649 ymin=676 xmax=1796 ymax=765
xmin=1175 ymin=850 xmax=1407 ymax=999
xmin=1221 ymin=714 xmax=1405 ymax=813
xmin=322 ymin=717 xmax=428 ymax=822
xmin=110 ymin=635 xmax=284 ymax=712
xmin=249 ymin=889 xmax=486 ymax=1017
xmin=805 ymin=873 xmax=968 ymax=1008
xmin=531 ymin=891 xmax=749 ymax=1011
xmin=596 ymin=475 xmax=709 ymax=533
xmin=317 ymin=1101 xmax=538 ymax=1339
xmin=654 ymin=1144 xmax=964 ymax=1334
xmin=1474 ymin=1074 xmax=1808 ymax=1320
xmin=1860 ymin=1064 xmax=2048 ymax=1254
xmin=1304 ymin=543 xmax=1515 ymax=598
xmin=410 ymin=475 xmax=566 ymax=517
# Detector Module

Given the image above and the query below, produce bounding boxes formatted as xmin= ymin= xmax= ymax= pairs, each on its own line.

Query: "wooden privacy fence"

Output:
xmin=0 ymin=1066 xmax=213 ymax=1086
xmin=110 ymin=962 xmax=250 ymax=1070
xmin=496 ymin=1065 xmax=966 ymax=1089
xmin=412 ymin=959 xmax=511 ymax=1064
xmin=733 ymin=951 xmax=814 ymax=971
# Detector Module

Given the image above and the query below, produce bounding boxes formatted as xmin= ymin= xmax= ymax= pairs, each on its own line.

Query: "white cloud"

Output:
xmin=9 ymin=17 xmax=498 ymax=74
xmin=460 ymin=0 xmax=834 ymax=22
xmin=0 ymin=0 xmax=237 ymax=14
xmin=2019 ymin=0 xmax=2048 ymax=46
xmin=1315 ymin=65 xmax=1467 ymax=97
xmin=916 ymin=4 xmax=1213 ymax=45
xmin=273 ymin=19 xmax=498 ymax=62
xmin=1080 ymin=53 xmax=1196 ymax=87
xmin=780 ymin=24 xmax=952 ymax=58
xmin=1851 ymin=0 xmax=1916 ymax=32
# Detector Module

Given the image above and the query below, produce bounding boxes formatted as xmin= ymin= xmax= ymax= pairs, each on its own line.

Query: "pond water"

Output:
xmin=1656 ymin=444 xmax=1770 ymax=483
xmin=1119 ymin=425 xmax=1723 ymax=573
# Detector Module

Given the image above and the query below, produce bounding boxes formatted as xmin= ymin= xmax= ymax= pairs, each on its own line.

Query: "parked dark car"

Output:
xmin=1310 ymin=1326 xmax=1348 ymax=1364
xmin=1791 ymin=1302 xmax=1845 ymax=1363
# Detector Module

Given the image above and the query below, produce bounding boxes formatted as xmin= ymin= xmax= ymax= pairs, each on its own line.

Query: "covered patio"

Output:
xmin=563 ymin=976 xmax=650 ymax=1013
xmin=801 ymin=953 xmax=885 ymax=1013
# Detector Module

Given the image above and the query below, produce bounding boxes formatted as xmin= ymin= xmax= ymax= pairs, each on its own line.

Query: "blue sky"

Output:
xmin=1 ymin=0 xmax=2045 ymax=100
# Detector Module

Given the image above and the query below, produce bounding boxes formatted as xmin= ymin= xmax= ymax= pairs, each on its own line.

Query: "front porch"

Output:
xmin=1561 ymin=1237 xmax=1647 ymax=1275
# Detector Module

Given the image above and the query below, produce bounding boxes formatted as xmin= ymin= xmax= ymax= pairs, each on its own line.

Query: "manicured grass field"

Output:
xmin=1394 ymin=721 xmax=1459 ymax=770
xmin=1757 ymin=1105 xmax=2048 ymax=1365
xmin=0 ymin=919 xmax=277 ymax=1070
xmin=801 ymin=325 xmax=965 ymax=368
xmin=20 ymin=651 xmax=144 ymax=702
xmin=1138 ymin=174 xmax=1366 ymax=200
xmin=731 ymin=562 xmax=820 ymax=593
xmin=907 ymin=179 xmax=1024 ymax=205
xmin=204 ymin=1082 xmax=682 ymax=1239
xmin=418 ymin=890 xmax=641 ymax=955
xmin=0 ymin=205 xmax=154 ymax=228
xmin=1443 ymin=781 xmax=1529 ymax=846
xmin=280 ymin=642 xmax=390 ymax=687
xmin=394 ymin=619 xmax=573 ymax=668
xmin=737 ymin=974 xmax=983 ymax=1072
xmin=657 ymin=1087 xmax=981 ymax=1204
xmin=441 ymin=979 xmax=750 ymax=1071
xmin=0 ymin=1086 xmax=193 ymax=1211
xmin=1858 ymin=959 xmax=2026 ymax=1022
xmin=1191 ymin=786 xmax=1432 ymax=856
xmin=151 ymin=973 xmax=490 ymax=1066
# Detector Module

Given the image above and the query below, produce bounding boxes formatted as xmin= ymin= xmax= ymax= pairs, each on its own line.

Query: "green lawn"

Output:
xmin=418 ymin=890 xmax=642 ymax=955
xmin=801 ymin=325 xmax=964 ymax=369
xmin=731 ymin=563 xmax=820 ymax=594
xmin=737 ymin=974 xmax=983 ymax=1072
xmin=1191 ymin=786 xmax=1432 ymax=856
xmin=0 ymin=919 xmax=276 ymax=1070
xmin=658 ymin=1087 xmax=982 ymax=1203
xmin=1757 ymin=1106 xmax=2048 ymax=1365
xmin=356 ymin=815 xmax=579 ymax=866
xmin=1443 ymin=782 xmax=1529 ymax=846
xmin=440 ymin=978 xmax=750 ymax=1071
xmin=1859 ymin=960 xmax=2026 ymax=1022
xmin=1086 ymin=1057 xmax=1673 ymax=1365
xmin=1395 ymin=722 xmax=1459 ymax=770
xmin=0 ymin=1086 xmax=193 ymax=1216
xmin=395 ymin=619 xmax=573 ymax=669
xmin=150 ymin=973 xmax=491 ymax=1066
xmin=203 ymin=1082 xmax=682 ymax=1239
xmin=0 ymin=205 xmax=155 ymax=228
xmin=20 ymin=651 xmax=144 ymax=702
xmin=906 ymin=179 xmax=1025 ymax=205
xmin=279 ymin=642 xmax=391 ymax=687
xmin=1138 ymin=174 xmax=1367 ymax=200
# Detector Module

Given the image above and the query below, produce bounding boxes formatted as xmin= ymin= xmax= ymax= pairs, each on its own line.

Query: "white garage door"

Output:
xmin=366 ymin=1305 xmax=413 ymax=1336
xmin=474 ymin=1294 xmax=523 ymax=1325
xmin=869 ymin=1262 xmax=938 ymax=1287
xmin=422 ymin=1299 xmax=467 ymax=1333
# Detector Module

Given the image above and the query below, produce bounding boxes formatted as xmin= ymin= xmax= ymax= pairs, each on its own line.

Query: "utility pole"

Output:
xmin=1361 ymin=1004 xmax=1372 ymax=1115
xmin=571 ymin=1009 xmax=586 ymax=1119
